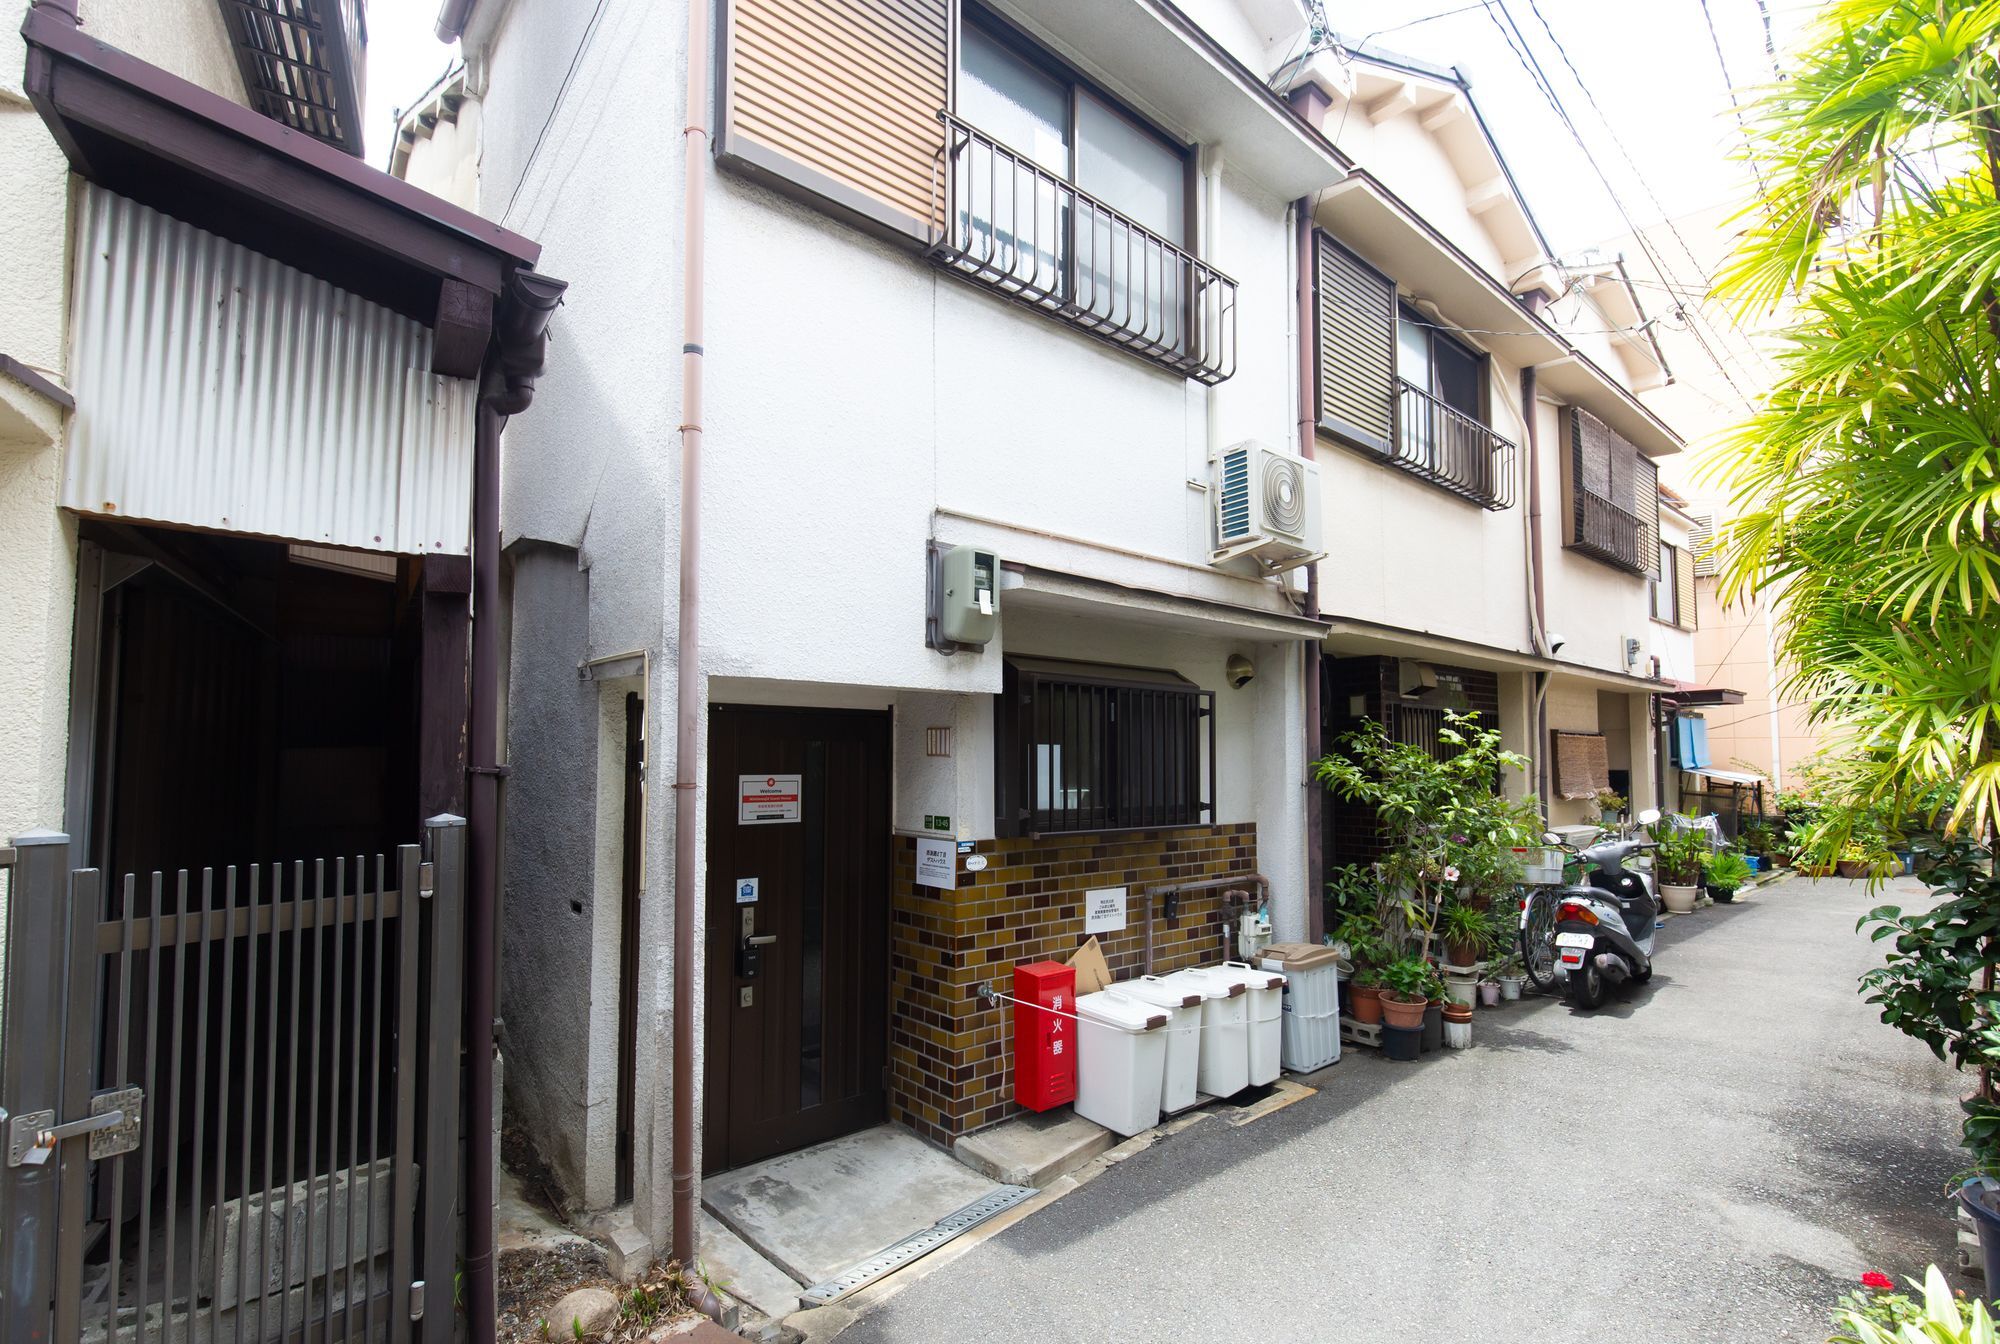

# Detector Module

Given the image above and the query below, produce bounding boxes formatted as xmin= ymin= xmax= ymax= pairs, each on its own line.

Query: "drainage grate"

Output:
xmin=799 ymin=1184 xmax=1037 ymax=1306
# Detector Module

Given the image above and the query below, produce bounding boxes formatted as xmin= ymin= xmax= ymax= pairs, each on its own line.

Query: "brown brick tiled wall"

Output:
xmin=888 ymin=823 xmax=1258 ymax=1145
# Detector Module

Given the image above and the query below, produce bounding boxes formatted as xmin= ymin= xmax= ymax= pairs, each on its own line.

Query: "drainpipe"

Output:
xmin=468 ymin=266 xmax=567 ymax=1344
xmin=1287 ymin=82 xmax=1331 ymax=943
xmin=670 ymin=0 xmax=710 ymax=1271
xmin=1519 ymin=292 xmax=1553 ymax=819
xmin=1294 ymin=194 xmax=1324 ymax=941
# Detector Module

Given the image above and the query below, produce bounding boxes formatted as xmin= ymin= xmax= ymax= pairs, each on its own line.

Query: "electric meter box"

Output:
xmin=939 ymin=545 xmax=999 ymax=645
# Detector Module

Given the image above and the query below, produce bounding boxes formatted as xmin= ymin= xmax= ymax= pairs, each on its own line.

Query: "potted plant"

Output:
xmin=1349 ymin=966 xmax=1384 ymax=1025
xmin=1377 ymin=955 xmax=1434 ymax=1030
xmin=1437 ymin=900 xmax=1491 ymax=970
xmin=1835 ymin=842 xmax=1872 ymax=880
xmin=1594 ymin=787 xmax=1626 ymax=827
xmin=1738 ymin=818 xmax=1774 ymax=870
xmin=1477 ymin=979 xmax=1501 ymax=1007
xmin=1651 ymin=821 xmax=1708 ymax=914
xmin=1703 ymin=848 xmax=1753 ymax=902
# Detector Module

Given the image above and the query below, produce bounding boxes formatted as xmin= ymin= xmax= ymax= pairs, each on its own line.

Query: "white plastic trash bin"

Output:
xmin=1259 ymin=942 xmax=1343 ymax=1071
xmin=1125 ymin=975 xmax=1204 ymax=1114
xmin=1074 ymin=990 xmax=1170 ymax=1137
xmin=1155 ymin=967 xmax=1248 ymax=1099
xmin=1220 ymin=961 xmax=1286 ymax=1085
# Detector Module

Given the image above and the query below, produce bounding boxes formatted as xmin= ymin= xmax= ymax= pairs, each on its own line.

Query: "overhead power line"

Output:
xmin=1479 ymin=0 xmax=1762 ymax=411
xmin=1509 ymin=0 xmax=1773 ymax=383
xmin=502 ymin=0 xmax=612 ymax=226
xmin=1697 ymin=0 xmax=1771 ymax=202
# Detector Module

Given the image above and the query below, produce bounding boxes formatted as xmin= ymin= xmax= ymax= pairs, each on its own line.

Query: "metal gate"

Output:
xmin=1 ymin=816 xmax=467 ymax=1344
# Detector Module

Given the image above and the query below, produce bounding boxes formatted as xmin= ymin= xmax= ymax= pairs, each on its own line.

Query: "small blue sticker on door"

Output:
xmin=736 ymin=878 xmax=759 ymax=904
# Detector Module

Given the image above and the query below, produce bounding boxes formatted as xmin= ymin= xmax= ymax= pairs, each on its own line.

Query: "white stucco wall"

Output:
xmin=458 ymin=0 xmax=1321 ymax=1244
xmin=0 ymin=0 xmax=246 ymax=850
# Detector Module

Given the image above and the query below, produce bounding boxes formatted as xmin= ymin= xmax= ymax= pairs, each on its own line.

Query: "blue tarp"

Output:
xmin=1674 ymin=714 xmax=1711 ymax=769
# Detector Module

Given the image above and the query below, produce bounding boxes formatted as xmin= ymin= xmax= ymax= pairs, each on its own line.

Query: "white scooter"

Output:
xmin=1549 ymin=808 xmax=1662 ymax=1010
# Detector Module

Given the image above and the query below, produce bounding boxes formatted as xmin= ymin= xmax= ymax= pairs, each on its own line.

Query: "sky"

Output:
xmin=360 ymin=0 xmax=1807 ymax=262
xmin=1320 ymin=0 xmax=1809 ymax=257
xmin=362 ymin=0 xmax=460 ymax=170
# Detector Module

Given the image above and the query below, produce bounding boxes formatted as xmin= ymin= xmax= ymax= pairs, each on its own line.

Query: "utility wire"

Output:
xmin=1480 ymin=0 xmax=1760 ymax=410
xmin=1697 ymin=0 xmax=1771 ymax=201
xmin=502 ymin=0 xmax=612 ymax=225
xmin=1507 ymin=0 xmax=1773 ymax=385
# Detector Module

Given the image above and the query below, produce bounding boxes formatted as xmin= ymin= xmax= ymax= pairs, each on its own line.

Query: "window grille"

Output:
xmin=995 ymin=658 xmax=1214 ymax=836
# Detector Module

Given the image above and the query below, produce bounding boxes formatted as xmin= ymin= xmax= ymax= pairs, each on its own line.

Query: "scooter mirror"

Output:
xmin=1637 ymin=808 xmax=1662 ymax=825
xmin=1543 ymin=831 xmax=1564 ymax=846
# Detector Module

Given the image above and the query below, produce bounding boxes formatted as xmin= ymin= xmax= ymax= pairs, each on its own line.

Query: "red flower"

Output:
xmin=1861 ymin=1271 xmax=1895 ymax=1291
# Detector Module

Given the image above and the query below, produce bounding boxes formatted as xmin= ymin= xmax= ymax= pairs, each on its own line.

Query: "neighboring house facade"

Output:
xmin=398 ymin=0 xmax=1694 ymax=1264
xmin=1 ymin=1 xmax=565 ymax=1337
xmin=1282 ymin=45 xmax=1686 ymax=831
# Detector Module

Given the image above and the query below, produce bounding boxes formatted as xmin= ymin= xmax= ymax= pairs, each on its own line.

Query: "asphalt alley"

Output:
xmin=830 ymin=875 xmax=1966 ymax=1344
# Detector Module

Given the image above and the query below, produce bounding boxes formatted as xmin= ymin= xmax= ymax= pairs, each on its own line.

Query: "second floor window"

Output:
xmin=1311 ymin=234 xmax=1516 ymax=509
xmin=931 ymin=9 xmax=1235 ymax=383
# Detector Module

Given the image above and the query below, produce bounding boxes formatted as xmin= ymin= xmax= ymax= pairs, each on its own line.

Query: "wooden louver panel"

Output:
xmin=1675 ymin=544 xmax=1698 ymax=631
xmin=1315 ymin=234 xmax=1397 ymax=454
xmin=1566 ymin=407 xmax=1662 ymax=577
xmin=726 ymin=0 xmax=949 ymax=233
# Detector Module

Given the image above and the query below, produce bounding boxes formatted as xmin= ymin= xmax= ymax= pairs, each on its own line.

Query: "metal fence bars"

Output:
xmin=0 ymin=818 xmax=468 ymax=1344
xmin=927 ymin=112 xmax=1237 ymax=385
xmin=1392 ymin=379 xmax=1517 ymax=510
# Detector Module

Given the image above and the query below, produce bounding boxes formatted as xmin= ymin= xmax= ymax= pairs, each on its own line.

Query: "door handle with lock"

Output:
xmin=737 ymin=907 xmax=777 ymax=979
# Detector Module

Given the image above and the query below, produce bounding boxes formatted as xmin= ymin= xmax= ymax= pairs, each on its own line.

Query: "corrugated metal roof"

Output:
xmin=65 ymin=186 xmax=475 ymax=554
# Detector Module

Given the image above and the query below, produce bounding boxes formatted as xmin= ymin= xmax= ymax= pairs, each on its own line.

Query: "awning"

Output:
xmin=1687 ymin=767 xmax=1766 ymax=787
xmin=1661 ymin=680 xmax=1747 ymax=706
xmin=22 ymin=5 xmax=542 ymax=375
xmin=1320 ymin=616 xmax=1672 ymax=692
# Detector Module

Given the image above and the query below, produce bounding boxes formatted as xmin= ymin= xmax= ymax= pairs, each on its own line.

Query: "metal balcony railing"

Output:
xmin=1569 ymin=487 xmax=1648 ymax=573
xmin=1390 ymin=379 xmax=1517 ymax=509
xmin=927 ymin=112 xmax=1237 ymax=384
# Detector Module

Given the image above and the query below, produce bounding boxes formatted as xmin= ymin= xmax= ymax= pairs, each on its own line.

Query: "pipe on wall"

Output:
xmin=467 ymin=266 xmax=566 ymax=1343
xmin=670 ymin=0 xmax=711 ymax=1270
xmin=1293 ymin=192 xmax=1324 ymax=942
xmin=1518 ymin=292 xmax=1553 ymax=820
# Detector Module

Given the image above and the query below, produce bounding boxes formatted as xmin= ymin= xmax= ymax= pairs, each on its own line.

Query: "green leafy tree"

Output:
xmin=1713 ymin=0 xmax=2000 ymax=849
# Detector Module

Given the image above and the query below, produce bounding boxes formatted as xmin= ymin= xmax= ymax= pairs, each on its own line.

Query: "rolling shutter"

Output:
xmin=1636 ymin=453 xmax=1661 ymax=579
xmin=1314 ymin=234 xmax=1397 ymax=454
xmin=721 ymin=0 xmax=949 ymax=239
xmin=1675 ymin=544 xmax=1698 ymax=630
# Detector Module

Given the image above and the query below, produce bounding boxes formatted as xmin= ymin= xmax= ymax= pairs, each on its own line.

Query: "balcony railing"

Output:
xmin=1389 ymin=379 xmax=1517 ymax=509
xmin=1570 ymin=487 xmax=1648 ymax=573
xmin=927 ymin=112 xmax=1237 ymax=384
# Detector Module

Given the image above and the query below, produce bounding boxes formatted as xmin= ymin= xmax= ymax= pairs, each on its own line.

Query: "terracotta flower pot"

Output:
xmin=1446 ymin=940 xmax=1482 ymax=968
xmin=1441 ymin=1002 xmax=1473 ymax=1024
xmin=1379 ymin=991 xmax=1427 ymax=1030
xmin=1836 ymin=860 xmax=1870 ymax=879
xmin=1351 ymin=985 xmax=1384 ymax=1025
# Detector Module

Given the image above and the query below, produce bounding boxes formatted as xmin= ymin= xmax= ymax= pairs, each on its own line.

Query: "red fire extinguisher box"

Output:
xmin=1013 ymin=961 xmax=1077 ymax=1110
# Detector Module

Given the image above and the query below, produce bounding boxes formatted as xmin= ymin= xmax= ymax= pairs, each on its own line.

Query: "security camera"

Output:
xmin=1547 ymin=633 xmax=1568 ymax=655
xmin=1226 ymin=653 xmax=1255 ymax=689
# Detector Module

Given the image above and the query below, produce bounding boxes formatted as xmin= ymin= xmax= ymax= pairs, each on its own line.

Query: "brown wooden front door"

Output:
xmin=703 ymin=705 xmax=891 ymax=1173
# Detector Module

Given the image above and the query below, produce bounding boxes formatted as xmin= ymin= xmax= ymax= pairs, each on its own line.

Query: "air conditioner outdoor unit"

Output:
xmin=1209 ymin=440 xmax=1322 ymax=572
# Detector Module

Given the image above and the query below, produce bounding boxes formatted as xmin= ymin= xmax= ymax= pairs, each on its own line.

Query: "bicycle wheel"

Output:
xmin=1520 ymin=886 xmax=1559 ymax=991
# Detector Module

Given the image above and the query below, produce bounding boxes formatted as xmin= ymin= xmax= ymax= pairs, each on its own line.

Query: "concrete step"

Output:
xmin=952 ymin=1110 xmax=1115 ymax=1189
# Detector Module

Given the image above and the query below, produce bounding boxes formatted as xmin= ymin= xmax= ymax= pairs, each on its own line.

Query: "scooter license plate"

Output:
xmin=1554 ymin=931 xmax=1595 ymax=950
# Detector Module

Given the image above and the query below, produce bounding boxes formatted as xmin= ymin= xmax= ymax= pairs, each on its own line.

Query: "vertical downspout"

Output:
xmin=1519 ymin=293 xmax=1552 ymax=817
xmin=465 ymin=397 xmax=505 ymax=1342
xmin=1295 ymin=194 xmax=1323 ymax=942
xmin=467 ymin=270 xmax=567 ymax=1343
xmin=671 ymin=0 xmax=710 ymax=1270
xmin=1288 ymin=81 xmax=1330 ymax=943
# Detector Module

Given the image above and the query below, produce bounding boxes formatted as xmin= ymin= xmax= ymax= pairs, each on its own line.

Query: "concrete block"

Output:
xmin=198 ymin=1157 xmax=400 ymax=1309
xmin=605 ymin=1219 xmax=655 ymax=1282
xmin=952 ymin=1111 xmax=1113 ymax=1188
